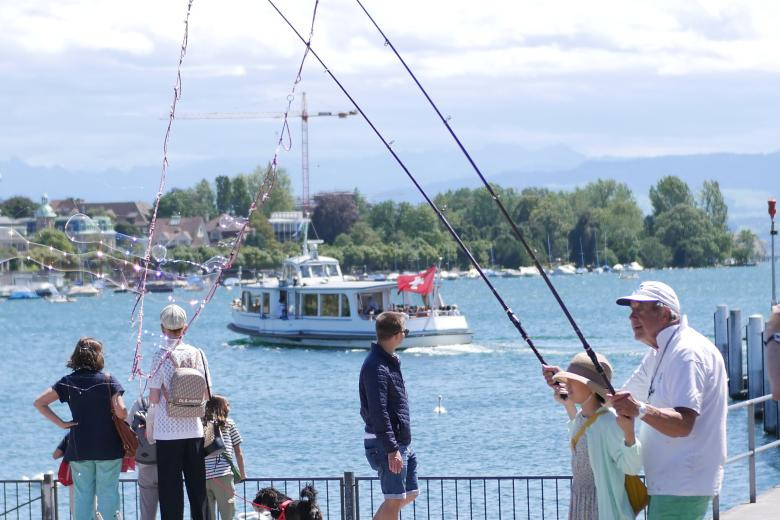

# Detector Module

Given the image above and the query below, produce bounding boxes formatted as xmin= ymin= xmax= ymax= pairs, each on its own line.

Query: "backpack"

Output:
xmin=131 ymin=398 xmax=156 ymax=464
xmin=162 ymin=349 xmax=208 ymax=418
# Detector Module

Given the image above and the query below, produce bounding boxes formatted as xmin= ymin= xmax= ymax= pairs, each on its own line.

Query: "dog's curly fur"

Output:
xmin=253 ymin=484 xmax=323 ymax=520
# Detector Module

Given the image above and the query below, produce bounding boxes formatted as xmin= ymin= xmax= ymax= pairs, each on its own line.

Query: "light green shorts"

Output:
xmin=648 ymin=495 xmax=711 ymax=520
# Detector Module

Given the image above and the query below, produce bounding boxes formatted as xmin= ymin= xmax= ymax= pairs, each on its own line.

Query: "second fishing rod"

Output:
xmin=353 ymin=0 xmax=614 ymax=395
xmin=266 ymin=0 xmax=550 ymax=367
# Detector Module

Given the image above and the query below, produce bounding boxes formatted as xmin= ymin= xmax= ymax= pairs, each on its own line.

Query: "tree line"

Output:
xmin=1 ymin=173 xmax=763 ymax=273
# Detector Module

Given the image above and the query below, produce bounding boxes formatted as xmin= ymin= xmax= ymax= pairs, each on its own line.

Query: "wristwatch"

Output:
xmin=764 ymin=333 xmax=780 ymax=346
xmin=637 ymin=401 xmax=648 ymax=419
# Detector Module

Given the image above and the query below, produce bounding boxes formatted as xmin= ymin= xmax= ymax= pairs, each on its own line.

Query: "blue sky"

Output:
xmin=1 ymin=0 xmax=779 ymax=200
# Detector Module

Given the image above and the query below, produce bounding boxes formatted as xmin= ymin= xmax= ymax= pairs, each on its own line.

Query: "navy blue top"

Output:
xmin=359 ymin=343 xmax=411 ymax=453
xmin=53 ymin=370 xmax=124 ymax=462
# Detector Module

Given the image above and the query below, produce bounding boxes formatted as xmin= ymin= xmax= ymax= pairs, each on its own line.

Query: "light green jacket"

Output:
xmin=569 ymin=407 xmax=643 ymax=520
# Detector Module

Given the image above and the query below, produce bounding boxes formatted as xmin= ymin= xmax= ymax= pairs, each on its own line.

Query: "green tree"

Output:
xmin=245 ymin=211 xmax=279 ymax=250
xmin=215 ymin=176 xmax=231 ymax=214
xmin=157 ymin=189 xmax=191 ymax=218
xmin=192 ymin=179 xmax=217 ymax=220
xmin=245 ymin=165 xmax=295 ymax=217
xmin=638 ymin=236 xmax=673 ymax=268
xmin=1 ymin=196 xmax=37 ymax=218
xmin=312 ymin=192 xmax=359 ymax=243
xmin=230 ymin=176 xmax=252 ymax=217
xmin=655 ymin=204 xmax=722 ymax=267
xmin=649 ymin=176 xmax=694 ymax=216
xmin=732 ymin=229 xmax=759 ymax=265
xmin=699 ymin=180 xmax=729 ymax=230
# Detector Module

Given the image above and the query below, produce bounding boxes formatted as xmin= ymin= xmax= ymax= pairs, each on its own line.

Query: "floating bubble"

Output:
xmin=151 ymin=244 xmax=167 ymax=263
xmin=218 ymin=214 xmax=249 ymax=229
xmin=203 ymin=256 xmax=229 ymax=273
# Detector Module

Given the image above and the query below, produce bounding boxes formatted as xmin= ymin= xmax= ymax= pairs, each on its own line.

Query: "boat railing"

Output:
xmin=712 ymin=393 xmax=780 ymax=518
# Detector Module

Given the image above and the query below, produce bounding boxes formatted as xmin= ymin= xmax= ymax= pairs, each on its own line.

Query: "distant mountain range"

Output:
xmin=2 ymin=146 xmax=777 ymax=237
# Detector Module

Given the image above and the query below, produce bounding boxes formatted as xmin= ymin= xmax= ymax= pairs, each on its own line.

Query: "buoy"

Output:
xmin=434 ymin=394 xmax=447 ymax=414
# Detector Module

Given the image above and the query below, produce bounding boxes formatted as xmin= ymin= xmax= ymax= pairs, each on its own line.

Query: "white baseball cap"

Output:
xmin=616 ymin=281 xmax=681 ymax=315
xmin=160 ymin=304 xmax=187 ymax=330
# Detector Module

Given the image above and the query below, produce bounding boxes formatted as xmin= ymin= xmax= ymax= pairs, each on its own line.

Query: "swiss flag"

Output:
xmin=397 ymin=266 xmax=436 ymax=295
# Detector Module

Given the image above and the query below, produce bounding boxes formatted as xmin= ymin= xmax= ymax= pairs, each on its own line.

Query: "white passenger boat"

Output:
xmin=229 ymin=240 xmax=472 ymax=349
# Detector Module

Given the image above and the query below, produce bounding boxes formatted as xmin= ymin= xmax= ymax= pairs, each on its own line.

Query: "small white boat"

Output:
xmin=464 ymin=268 xmax=479 ymax=279
xmin=553 ymin=264 xmax=577 ymax=275
xmin=518 ymin=266 xmax=540 ymax=277
xmin=67 ymin=284 xmax=101 ymax=297
xmin=627 ymin=261 xmax=644 ymax=272
xmin=500 ymin=269 xmax=522 ymax=278
xmin=612 ymin=263 xmax=625 ymax=272
xmin=229 ymin=238 xmax=472 ymax=349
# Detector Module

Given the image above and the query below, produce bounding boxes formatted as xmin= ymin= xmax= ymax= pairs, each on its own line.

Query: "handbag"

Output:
xmin=57 ymin=460 xmax=73 ymax=487
xmin=571 ymin=409 xmax=649 ymax=515
xmin=624 ymin=474 xmax=649 ymax=515
xmin=105 ymin=374 xmax=139 ymax=458
xmin=204 ymin=421 xmax=226 ymax=458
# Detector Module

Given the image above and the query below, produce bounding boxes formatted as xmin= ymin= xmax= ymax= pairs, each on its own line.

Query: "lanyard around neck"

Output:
xmin=647 ymin=326 xmax=681 ymax=401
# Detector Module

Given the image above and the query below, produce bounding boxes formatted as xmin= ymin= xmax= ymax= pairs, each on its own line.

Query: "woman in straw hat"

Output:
xmin=551 ymin=352 xmax=643 ymax=519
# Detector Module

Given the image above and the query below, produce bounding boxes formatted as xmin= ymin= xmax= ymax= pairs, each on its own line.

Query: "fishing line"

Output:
xmin=266 ymin=0 xmax=548 ymax=365
xmin=353 ymin=1 xmax=614 ymax=393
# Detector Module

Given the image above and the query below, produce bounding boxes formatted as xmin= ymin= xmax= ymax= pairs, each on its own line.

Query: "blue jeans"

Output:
xmin=70 ymin=459 xmax=122 ymax=520
xmin=364 ymin=438 xmax=419 ymax=500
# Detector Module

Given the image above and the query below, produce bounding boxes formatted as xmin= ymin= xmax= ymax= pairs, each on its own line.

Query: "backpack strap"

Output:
xmin=570 ymin=409 xmax=608 ymax=451
xmin=200 ymin=349 xmax=212 ymax=400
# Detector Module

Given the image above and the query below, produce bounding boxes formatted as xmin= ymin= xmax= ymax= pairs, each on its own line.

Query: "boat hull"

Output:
xmin=229 ymin=311 xmax=473 ymax=349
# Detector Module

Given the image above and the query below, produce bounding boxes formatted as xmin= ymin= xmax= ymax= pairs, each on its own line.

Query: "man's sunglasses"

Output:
xmin=398 ymin=328 xmax=410 ymax=336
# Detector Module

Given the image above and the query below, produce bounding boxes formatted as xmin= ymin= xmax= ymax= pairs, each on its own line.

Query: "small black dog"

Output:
xmin=253 ymin=484 xmax=323 ymax=520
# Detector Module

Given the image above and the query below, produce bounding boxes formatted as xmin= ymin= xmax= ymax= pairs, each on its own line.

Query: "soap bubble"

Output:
xmin=203 ymin=256 xmax=229 ymax=273
xmin=151 ymin=244 xmax=167 ymax=263
xmin=218 ymin=214 xmax=249 ymax=229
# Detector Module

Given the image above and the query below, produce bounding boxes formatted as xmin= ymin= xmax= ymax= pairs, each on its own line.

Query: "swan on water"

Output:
xmin=434 ymin=394 xmax=447 ymax=414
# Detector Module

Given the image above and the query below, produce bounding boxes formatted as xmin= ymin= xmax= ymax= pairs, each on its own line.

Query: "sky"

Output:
xmin=1 ymin=0 xmax=780 ymax=200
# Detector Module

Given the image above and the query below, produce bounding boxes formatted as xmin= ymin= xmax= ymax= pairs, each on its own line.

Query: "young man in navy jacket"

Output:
xmin=359 ymin=312 xmax=418 ymax=520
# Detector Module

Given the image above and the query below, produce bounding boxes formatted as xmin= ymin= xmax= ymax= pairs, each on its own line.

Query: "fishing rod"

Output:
xmin=266 ymin=0 xmax=548 ymax=366
xmin=353 ymin=0 xmax=614 ymax=394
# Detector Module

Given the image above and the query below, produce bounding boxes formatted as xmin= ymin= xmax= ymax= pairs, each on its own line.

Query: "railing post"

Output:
xmin=343 ymin=471 xmax=356 ymax=520
xmin=728 ymin=309 xmax=744 ymax=398
xmin=41 ymin=474 xmax=54 ymax=520
xmin=712 ymin=494 xmax=719 ymax=520
xmin=764 ymin=325 xmax=779 ymax=435
xmin=714 ymin=305 xmax=729 ymax=364
xmin=747 ymin=315 xmax=765 ymax=413
xmin=748 ymin=402 xmax=757 ymax=503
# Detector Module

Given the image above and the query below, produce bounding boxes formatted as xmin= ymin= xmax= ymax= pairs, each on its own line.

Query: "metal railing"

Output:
xmin=0 ymin=478 xmax=44 ymax=519
xmin=712 ymin=393 xmax=780 ymax=519
xmin=355 ymin=475 xmax=573 ymax=520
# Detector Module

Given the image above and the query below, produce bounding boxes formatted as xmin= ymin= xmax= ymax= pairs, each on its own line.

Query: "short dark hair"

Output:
xmin=375 ymin=311 xmax=406 ymax=341
xmin=67 ymin=337 xmax=105 ymax=371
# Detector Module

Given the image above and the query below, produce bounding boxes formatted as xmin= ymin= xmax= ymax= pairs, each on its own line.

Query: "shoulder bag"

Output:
xmin=105 ymin=374 xmax=139 ymax=458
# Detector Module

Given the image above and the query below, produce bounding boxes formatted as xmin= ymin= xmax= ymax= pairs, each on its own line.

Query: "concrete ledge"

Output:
xmin=721 ymin=486 xmax=780 ymax=519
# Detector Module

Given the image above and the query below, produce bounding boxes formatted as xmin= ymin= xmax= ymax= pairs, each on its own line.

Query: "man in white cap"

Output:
xmin=610 ymin=281 xmax=727 ymax=520
xmin=148 ymin=304 xmax=212 ymax=520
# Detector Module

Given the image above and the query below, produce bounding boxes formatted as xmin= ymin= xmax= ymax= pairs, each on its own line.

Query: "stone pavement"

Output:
xmin=721 ymin=486 xmax=780 ymax=519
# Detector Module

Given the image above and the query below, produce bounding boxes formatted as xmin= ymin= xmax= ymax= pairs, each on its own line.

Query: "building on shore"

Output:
xmin=153 ymin=215 xmax=210 ymax=247
xmin=269 ymin=211 xmax=309 ymax=243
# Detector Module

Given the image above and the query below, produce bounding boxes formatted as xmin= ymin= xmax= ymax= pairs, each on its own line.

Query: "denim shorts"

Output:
xmin=364 ymin=438 xmax=419 ymax=500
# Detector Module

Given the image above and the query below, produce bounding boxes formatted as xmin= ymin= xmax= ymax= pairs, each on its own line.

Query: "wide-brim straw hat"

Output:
xmin=552 ymin=352 xmax=613 ymax=399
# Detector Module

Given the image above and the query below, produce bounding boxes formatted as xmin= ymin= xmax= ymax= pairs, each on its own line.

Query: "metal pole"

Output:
xmin=748 ymin=401 xmax=757 ymax=503
xmin=770 ymin=198 xmax=777 ymax=306
xmin=728 ymin=309 xmax=744 ymax=398
xmin=343 ymin=471 xmax=356 ymax=520
xmin=41 ymin=473 xmax=54 ymax=520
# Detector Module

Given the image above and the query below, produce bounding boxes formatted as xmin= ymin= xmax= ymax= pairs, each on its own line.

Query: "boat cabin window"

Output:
xmin=302 ymin=293 xmax=318 ymax=316
xmin=262 ymin=293 xmax=270 ymax=315
xmin=359 ymin=292 xmax=383 ymax=315
xmin=340 ymin=294 xmax=351 ymax=317
xmin=310 ymin=264 xmax=325 ymax=277
xmin=249 ymin=294 xmax=261 ymax=313
xmin=321 ymin=294 xmax=339 ymax=317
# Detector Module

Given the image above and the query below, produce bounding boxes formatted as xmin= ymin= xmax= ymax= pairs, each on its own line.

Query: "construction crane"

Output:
xmin=174 ymin=93 xmax=357 ymax=215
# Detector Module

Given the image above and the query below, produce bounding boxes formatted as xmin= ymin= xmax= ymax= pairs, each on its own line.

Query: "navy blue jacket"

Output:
xmin=359 ymin=342 xmax=411 ymax=453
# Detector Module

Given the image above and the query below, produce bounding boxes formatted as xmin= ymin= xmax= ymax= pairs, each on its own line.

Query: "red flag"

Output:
xmin=397 ymin=266 xmax=436 ymax=295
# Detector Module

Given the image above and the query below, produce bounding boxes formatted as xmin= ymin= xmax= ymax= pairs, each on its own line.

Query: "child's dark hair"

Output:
xmin=204 ymin=395 xmax=230 ymax=429
xmin=375 ymin=311 xmax=405 ymax=342
xmin=67 ymin=337 xmax=104 ymax=371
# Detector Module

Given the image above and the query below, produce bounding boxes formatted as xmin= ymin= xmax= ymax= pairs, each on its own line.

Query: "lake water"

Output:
xmin=2 ymin=263 xmax=779 ymax=514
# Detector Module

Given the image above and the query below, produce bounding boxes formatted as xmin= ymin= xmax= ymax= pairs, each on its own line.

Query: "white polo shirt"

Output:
xmin=622 ymin=316 xmax=727 ymax=496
